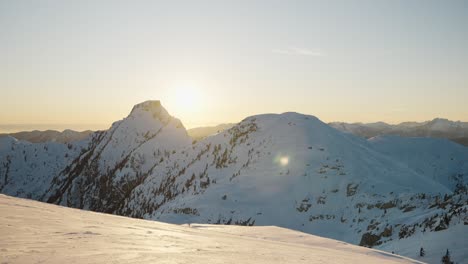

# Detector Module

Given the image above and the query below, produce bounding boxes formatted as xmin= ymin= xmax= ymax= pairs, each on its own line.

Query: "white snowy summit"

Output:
xmin=1 ymin=101 xmax=467 ymax=264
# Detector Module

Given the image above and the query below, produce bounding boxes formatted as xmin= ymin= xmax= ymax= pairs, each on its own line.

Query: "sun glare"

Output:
xmin=175 ymin=86 xmax=200 ymax=109
xmin=167 ymin=85 xmax=204 ymax=117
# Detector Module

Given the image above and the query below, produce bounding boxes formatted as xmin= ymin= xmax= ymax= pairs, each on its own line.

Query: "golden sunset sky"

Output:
xmin=1 ymin=1 xmax=467 ymax=132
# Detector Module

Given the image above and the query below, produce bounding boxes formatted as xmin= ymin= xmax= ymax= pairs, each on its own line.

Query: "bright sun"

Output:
xmin=169 ymin=85 xmax=203 ymax=114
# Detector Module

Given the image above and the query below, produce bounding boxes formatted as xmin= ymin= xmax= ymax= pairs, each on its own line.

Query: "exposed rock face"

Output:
xmin=381 ymin=226 xmax=393 ymax=237
xmin=360 ymin=233 xmax=382 ymax=247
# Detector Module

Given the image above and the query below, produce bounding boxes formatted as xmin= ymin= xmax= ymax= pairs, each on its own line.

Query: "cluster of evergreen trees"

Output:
xmin=419 ymin=247 xmax=454 ymax=264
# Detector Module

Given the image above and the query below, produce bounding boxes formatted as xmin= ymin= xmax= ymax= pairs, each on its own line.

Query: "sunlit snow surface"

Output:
xmin=0 ymin=194 xmax=421 ymax=264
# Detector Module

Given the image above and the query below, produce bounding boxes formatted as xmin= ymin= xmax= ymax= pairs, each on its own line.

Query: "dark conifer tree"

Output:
xmin=441 ymin=249 xmax=453 ymax=264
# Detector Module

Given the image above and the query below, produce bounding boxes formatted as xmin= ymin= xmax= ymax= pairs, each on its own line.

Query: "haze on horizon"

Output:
xmin=1 ymin=0 xmax=467 ymax=133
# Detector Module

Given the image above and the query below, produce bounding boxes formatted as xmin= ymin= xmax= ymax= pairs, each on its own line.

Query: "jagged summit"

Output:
xmin=130 ymin=100 xmax=162 ymax=113
xmin=128 ymin=100 xmax=171 ymax=122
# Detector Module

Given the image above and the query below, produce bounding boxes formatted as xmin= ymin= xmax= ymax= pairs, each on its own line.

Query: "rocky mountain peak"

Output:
xmin=128 ymin=100 xmax=171 ymax=122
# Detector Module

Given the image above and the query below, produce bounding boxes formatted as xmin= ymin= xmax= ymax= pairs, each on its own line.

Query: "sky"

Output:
xmin=1 ymin=0 xmax=467 ymax=132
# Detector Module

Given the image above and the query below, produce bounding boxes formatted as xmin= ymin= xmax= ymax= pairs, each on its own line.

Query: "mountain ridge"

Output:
xmin=330 ymin=118 xmax=468 ymax=146
xmin=3 ymin=116 xmax=467 ymax=146
xmin=0 ymin=129 xmax=93 ymax=144
xmin=1 ymin=101 xmax=467 ymax=264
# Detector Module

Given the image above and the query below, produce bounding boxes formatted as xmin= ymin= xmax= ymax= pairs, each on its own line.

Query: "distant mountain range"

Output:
xmin=187 ymin=124 xmax=235 ymax=141
xmin=182 ymin=118 xmax=468 ymax=147
xmin=3 ymin=118 xmax=467 ymax=147
xmin=0 ymin=129 xmax=93 ymax=144
xmin=329 ymin=118 xmax=468 ymax=146
xmin=0 ymin=101 xmax=467 ymax=263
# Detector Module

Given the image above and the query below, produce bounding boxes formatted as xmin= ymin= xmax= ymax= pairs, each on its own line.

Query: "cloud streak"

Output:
xmin=271 ymin=47 xmax=325 ymax=57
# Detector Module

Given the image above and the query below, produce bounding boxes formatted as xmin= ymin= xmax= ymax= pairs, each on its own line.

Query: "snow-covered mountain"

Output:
xmin=44 ymin=100 xmax=191 ymax=212
xmin=0 ymin=129 xmax=93 ymax=144
xmin=0 ymin=194 xmax=423 ymax=264
xmin=1 ymin=100 xmax=467 ymax=263
xmin=0 ymin=135 xmax=89 ymax=199
xmin=330 ymin=118 xmax=468 ymax=146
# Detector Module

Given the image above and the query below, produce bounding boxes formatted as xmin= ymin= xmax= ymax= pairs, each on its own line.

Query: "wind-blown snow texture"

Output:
xmin=1 ymin=100 xmax=467 ymax=263
xmin=0 ymin=194 xmax=422 ymax=264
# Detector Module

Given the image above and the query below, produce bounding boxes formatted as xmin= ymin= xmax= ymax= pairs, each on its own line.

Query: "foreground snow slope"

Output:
xmin=0 ymin=194 xmax=421 ymax=264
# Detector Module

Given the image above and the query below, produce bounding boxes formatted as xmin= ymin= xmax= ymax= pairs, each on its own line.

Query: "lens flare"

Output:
xmin=279 ymin=156 xmax=289 ymax=166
